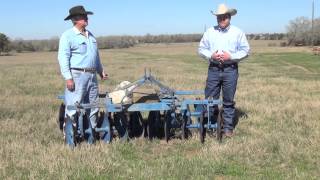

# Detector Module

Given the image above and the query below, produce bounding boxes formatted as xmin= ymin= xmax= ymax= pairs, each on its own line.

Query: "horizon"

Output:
xmin=8 ymin=32 xmax=288 ymax=41
xmin=1 ymin=0 xmax=319 ymax=40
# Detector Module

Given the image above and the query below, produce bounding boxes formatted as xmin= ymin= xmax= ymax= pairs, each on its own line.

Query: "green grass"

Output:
xmin=249 ymin=52 xmax=320 ymax=80
xmin=0 ymin=44 xmax=319 ymax=179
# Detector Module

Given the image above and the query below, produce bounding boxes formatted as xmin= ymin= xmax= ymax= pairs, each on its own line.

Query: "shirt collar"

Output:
xmin=73 ymin=27 xmax=89 ymax=37
xmin=215 ymin=25 xmax=231 ymax=32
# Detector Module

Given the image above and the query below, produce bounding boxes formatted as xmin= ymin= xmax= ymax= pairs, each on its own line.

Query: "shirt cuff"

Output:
xmin=64 ymin=73 xmax=72 ymax=80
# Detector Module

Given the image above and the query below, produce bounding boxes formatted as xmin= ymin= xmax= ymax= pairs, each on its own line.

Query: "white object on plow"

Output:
xmin=108 ymin=81 xmax=137 ymax=104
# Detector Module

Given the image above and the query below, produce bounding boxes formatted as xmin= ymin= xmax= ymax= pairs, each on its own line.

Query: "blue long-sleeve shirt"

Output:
xmin=58 ymin=27 xmax=103 ymax=80
xmin=198 ymin=25 xmax=250 ymax=63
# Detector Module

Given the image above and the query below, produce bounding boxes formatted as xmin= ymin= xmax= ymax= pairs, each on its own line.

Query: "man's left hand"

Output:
xmin=220 ymin=51 xmax=231 ymax=62
xmin=99 ymin=70 xmax=108 ymax=80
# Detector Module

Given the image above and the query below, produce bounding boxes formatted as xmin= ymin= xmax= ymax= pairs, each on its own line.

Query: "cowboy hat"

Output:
xmin=64 ymin=5 xmax=93 ymax=21
xmin=211 ymin=4 xmax=237 ymax=16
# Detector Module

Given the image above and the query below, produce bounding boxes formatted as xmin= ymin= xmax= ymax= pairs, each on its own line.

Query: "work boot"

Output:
xmin=223 ymin=130 xmax=234 ymax=138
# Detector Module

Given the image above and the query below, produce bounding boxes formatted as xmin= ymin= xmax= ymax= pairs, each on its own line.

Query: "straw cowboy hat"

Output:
xmin=211 ymin=4 xmax=237 ymax=16
xmin=64 ymin=5 xmax=93 ymax=21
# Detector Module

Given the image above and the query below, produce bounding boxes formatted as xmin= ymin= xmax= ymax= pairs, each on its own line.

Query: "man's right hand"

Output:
xmin=66 ymin=79 xmax=75 ymax=91
xmin=99 ymin=70 xmax=108 ymax=80
xmin=211 ymin=51 xmax=222 ymax=62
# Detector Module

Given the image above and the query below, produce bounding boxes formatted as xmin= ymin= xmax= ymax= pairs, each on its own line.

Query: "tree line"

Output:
xmin=0 ymin=34 xmax=203 ymax=53
xmin=0 ymin=16 xmax=319 ymax=54
xmin=0 ymin=33 xmax=286 ymax=54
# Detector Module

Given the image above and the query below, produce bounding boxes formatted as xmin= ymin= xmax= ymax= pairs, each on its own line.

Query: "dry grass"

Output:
xmin=0 ymin=41 xmax=319 ymax=179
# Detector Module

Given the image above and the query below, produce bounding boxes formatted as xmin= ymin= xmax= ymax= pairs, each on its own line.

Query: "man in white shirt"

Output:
xmin=198 ymin=4 xmax=250 ymax=137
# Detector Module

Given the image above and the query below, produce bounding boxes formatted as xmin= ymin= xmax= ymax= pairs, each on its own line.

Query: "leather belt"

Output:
xmin=209 ymin=63 xmax=238 ymax=69
xmin=71 ymin=68 xmax=96 ymax=73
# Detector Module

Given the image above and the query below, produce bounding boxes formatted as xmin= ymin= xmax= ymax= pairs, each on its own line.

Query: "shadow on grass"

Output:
xmin=233 ymin=107 xmax=248 ymax=128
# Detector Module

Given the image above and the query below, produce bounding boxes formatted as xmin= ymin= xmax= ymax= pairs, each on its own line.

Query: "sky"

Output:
xmin=0 ymin=0 xmax=319 ymax=40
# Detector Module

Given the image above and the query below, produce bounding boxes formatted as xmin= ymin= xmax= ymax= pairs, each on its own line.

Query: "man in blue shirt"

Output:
xmin=58 ymin=5 xmax=108 ymax=146
xmin=198 ymin=4 xmax=250 ymax=137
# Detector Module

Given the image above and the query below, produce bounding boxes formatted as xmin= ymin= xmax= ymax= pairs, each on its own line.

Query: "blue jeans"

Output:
xmin=65 ymin=69 xmax=99 ymax=129
xmin=205 ymin=64 xmax=238 ymax=132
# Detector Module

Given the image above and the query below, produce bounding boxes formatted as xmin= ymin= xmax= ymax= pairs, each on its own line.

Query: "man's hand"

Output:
xmin=66 ymin=79 xmax=75 ymax=91
xmin=99 ymin=70 xmax=108 ymax=80
xmin=221 ymin=51 xmax=231 ymax=61
xmin=211 ymin=51 xmax=222 ymax=62
xmin=211 ymin=50 xmax=231 ymax=62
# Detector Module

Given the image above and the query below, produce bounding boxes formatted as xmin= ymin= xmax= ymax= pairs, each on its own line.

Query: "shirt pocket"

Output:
xmin=72 ymin=39 xmax=87 ymax=55
xmin=78 ymin=42 xmax=87 ymax=55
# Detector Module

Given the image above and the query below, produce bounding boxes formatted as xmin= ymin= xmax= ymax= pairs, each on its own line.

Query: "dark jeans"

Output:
xmin=205 ymin=63 xmax=238 ymax=132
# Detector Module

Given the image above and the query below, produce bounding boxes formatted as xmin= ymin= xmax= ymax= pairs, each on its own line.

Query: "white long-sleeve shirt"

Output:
xmin=198 ymin=25 xmax=250 ymax=63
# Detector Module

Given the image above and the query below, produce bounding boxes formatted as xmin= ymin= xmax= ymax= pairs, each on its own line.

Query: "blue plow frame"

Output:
xmin=57 ymin=70 xmax=223 ymax=145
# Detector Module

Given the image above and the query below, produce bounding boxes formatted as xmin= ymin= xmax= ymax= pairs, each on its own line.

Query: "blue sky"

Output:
xmin=0 ymin=0 xmax=318 ymax=39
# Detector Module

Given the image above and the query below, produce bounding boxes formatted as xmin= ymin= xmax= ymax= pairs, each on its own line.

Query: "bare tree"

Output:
xmin=314 ymin=18 xmax=320 ymax=45
xmin=287 ymin=17 xmax=312 ymax=46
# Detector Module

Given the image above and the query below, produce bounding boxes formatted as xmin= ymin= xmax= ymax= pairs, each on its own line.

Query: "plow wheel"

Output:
xmin=114 ymin=112 xmax=129 ymax=142
xmin=164 ymin=111 xmax=172 ymax=142
xmin=181 ymin=113 xmax=188 ymax=140
xmin=128 ymin=112 xmax=144 ymax=138
xmin=199 ymin=112 xmax=206 ymax=143
xmin=216 ymin=108 xmax=224 ymax=143
xmin=147 ymin=111 xmax=161 ymax=140
xmin=58 ymin=103 xmax=65 ymax=131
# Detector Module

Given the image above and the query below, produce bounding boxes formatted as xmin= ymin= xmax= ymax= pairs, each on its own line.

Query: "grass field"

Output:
xmin=0 ymin=41 xmax=319 ymax=179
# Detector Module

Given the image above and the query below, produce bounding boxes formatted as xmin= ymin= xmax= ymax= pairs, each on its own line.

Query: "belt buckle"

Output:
xmin=85 ymin=68 xmax=95 ymax=73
